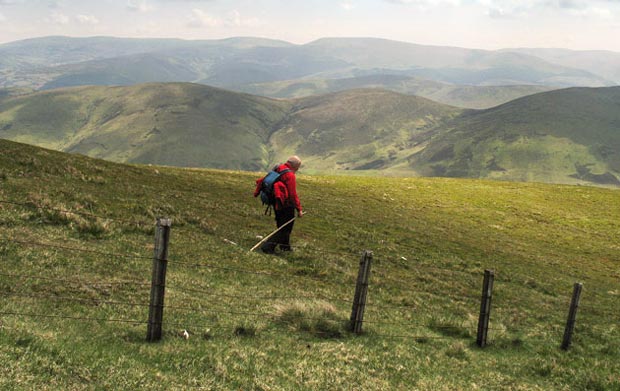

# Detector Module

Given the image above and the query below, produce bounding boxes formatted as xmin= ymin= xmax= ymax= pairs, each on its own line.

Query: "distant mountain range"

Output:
xmin=1 ymin=36 xmax=619 ymax=109
xmin=1 ymin=82 xmax=619 ymax=187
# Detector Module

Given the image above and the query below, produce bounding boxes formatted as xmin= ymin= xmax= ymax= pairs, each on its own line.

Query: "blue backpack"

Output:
xmin=255 ymin=166 xmax=291 ymax=213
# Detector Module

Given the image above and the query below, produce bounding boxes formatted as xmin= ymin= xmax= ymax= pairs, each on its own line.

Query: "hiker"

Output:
xmin=260 ymin=155 xmax=304 ymax=253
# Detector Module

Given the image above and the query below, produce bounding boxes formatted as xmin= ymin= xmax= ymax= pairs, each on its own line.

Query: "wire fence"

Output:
xmin=2 ymin=238 xmax=152 ymax=261
xmin=1 ymin=196 xmax=618 ymax=346
xmin=0 ymin=199 xmax=152 ymax=227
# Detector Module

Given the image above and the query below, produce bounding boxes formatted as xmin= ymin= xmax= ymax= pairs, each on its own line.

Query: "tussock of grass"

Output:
xmin=25 ymin=194 xmax=111 ymax=237
xmin=272 ymin=300 xmax=345 ymax=338
xmin=445 ymin=341 xmax=470 ymax=361
xmin=185 ymin=215 xmax=217 ymax=234
xmin=428 ymin=316 xmax=474 ymax=339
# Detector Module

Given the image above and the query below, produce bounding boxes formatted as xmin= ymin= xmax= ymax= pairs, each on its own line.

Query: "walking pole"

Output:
xmin=250 ymin=211 xmax=307 ymax=252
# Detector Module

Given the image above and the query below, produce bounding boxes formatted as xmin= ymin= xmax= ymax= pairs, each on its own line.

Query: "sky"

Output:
xmin=1 ymin=0 xmax=620 ymax=51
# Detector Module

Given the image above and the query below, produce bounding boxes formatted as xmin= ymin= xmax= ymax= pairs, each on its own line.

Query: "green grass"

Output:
xmin=236 ymin=75 xmax=553 ymax=109
xmin=2 ymin=83 xmax=620 ymax=188
xmin=0 ymin=138 xmax=619 ymax=390
xmin=411 ymin=87 xmax=620 ymax=186
xmin=0 ymin=83 xmax=291 ymax=171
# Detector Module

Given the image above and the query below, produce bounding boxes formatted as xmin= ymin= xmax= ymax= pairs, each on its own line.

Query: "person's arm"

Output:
xmin=283 ymin=172 xmax=302 ymax=215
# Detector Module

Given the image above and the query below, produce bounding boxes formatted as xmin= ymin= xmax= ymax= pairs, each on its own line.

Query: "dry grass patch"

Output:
xmin=272 ymin=300 xmax=346 ymax=338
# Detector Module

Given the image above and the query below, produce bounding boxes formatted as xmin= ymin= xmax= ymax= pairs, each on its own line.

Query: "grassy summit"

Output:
xmin=0 ymin=139 xmax=618 ymax=389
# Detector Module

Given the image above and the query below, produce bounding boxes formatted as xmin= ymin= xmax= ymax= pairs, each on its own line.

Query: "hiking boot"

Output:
xmin=261 ymin=247 xmax=275 ymax=254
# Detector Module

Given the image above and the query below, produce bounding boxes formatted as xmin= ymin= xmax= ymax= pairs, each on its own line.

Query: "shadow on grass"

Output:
xmin=428 ymin=316 xmax=472 ymax=339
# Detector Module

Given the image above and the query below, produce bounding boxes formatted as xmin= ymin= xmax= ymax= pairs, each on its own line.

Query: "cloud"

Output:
xmin=567 ymin=6 xmax=614 ymax=18
xmin=0 ymin=11 xmax=5 ymax=21
xmin=479 ymin=1 xmax=532 ymax=18
xmin=187 ymin=8 xmax=220 ymax=27
xmin=127 ymin=0 xmax=153 ymax=12
xmin=479 ymin=0 xmax=617 ymax=19
xmin=552 ymin=0 xmax=616 ymax=18
xmin=341 ymin=1 xmax=355 ymax=10
xmin=155 ymin=0 xmax=215 ymax=2
xmin=187 ymin=8 xmax=264 ymax=28
xmin=385 ymin=0 xmax=461 ymax=5
xmin=557 ymin=0 xmax=583 ymax=8
xmin=2 ymin=0 xmax=61 ymax=8
xmin=225 ymin=10 xmax=263 ymax=27
xmin=486 ymin=7 xmax=512 ymax=18
xmin=75 ymin=14 xmax=100 ymax=25
xmin=48 ymin=11 xmax=69 ymax=25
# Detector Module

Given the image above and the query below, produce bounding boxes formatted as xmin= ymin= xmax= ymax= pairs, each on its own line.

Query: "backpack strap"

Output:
xmin=265 ymin=167 xmax=292 ymax=215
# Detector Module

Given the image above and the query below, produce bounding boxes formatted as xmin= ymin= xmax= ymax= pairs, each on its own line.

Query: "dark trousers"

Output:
xmin=261 ymin=207 xmax=295 ymax=252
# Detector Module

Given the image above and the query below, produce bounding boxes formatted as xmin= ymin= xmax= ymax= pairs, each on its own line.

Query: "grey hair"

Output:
xmin=287 ymin=155 xmax=302 ymax=168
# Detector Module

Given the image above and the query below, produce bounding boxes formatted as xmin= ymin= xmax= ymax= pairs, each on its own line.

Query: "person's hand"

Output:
xmin=298 ymin=210 xmax=304 ymax=218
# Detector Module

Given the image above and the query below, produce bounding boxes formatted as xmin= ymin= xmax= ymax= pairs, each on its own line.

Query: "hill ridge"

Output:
xmin=2 ymin=35 xmax=617 ymax=92
xmin=1 ymin=82 xmax=620 ymax=187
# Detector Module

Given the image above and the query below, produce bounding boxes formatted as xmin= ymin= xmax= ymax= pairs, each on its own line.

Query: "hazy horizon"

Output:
xmin=4 ymin=33 xmax=620 ymax=54
xmin=1 ymin=0 xmax=620 ymax=52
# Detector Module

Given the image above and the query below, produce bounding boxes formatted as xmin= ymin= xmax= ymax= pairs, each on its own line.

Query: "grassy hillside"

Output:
xmin=272 ymin=89 xmax=461 ymax=171
xmin=0 ymin=139 xmax=618 ymax=390
xmin=0 ymin=83 xmax=461 ymax=172
xmin=0 ymin=83 xmax=292 ymax=170
xmin=234 ymin=74 xmax=553 ymax=109
xmin=2 ymin=83 xmax=620 ymax=187
xmin=411 ymin=87 xmax=620 ymax=186
xmin=40 ymin=53 xmax=201 ymax=90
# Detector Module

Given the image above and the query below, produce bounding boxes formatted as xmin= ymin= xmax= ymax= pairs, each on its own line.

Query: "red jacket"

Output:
xmin=275 ymin=163 xmax=302 ymax=212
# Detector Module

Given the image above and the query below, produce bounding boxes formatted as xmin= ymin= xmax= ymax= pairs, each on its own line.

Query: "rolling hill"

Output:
xmin=501 ymin=47 xmax=620 ymax=86
xmin=301 ymin=38 xmax=613 ymax=86
xmin=0 ymin=138 xmax=619 ymax=389
xmin=1 ymin=83 xmax=620 ymax=187
xmin=0 ymin=83 xmax=292 ymax=170
xmin=235 ymin=74 xmax=553 ymax=109
xmin=409 ymin=87 xmax=620 ymax=186
xmin=0 ymin=83 xmax=460 ymax=172
xmin=270 ymin=89 xmax=461 ymax=171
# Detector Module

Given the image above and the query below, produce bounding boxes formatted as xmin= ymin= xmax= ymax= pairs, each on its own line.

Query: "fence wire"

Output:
xmin=167 ymin=283 xmax=354 ymax=307
xmin=0 ymin=272 xmax=151 ymax=288
xmin=0 ymin=311 xmax=148 ymax=325
xmin=2 ymin=238 xmax=151 ymax=261
xmin=6 ymin=291 xmax=151 ymax=308
xmin=0 ymin=199 xmax=152 ymax=227
xmin=1 ymin=195 xmax=618 ymax=344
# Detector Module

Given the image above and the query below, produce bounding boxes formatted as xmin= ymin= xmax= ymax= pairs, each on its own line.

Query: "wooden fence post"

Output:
xmin=476 ymin=269 xmax=494 ymax=348
xmin=561 ymin=282 xmax=583 ymax=350
xmin=350 ymin=250 xmax=373 ymax=334
xmin=146 ymin=218 xmax=171 ymax=342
